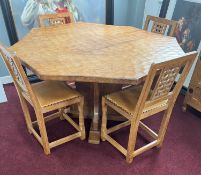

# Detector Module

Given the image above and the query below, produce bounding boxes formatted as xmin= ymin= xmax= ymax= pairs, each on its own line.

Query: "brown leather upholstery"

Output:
xmin=31 ymin=81 xmax=81 ymax=108
xmin=105 ymin=86 xmax=143 ymax=116
xmin=105 ymin=85 xmax=168 ymax=117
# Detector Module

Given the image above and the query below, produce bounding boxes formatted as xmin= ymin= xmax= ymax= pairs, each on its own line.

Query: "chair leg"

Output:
xmin=182 ymin=96 xmax=188 ymax=112
xmin=126 ymin=121 xmax=139 ymax=164
xmin=182 ymin=103 xmax=188 ymax=112
xmin=78 ymin=97 xmax=86 ymax=140
xmin=59 ymin=108 xmax=65 ymax=120
xmin=18 ymin=94 xmax=33 ymax=134
xmin=157 ymin=108 xmax=173 ymax=148
xmin=35 ymin=110 xmax=50 ymax=155
xmin=101 ymin=97 xmax=107 ymax=141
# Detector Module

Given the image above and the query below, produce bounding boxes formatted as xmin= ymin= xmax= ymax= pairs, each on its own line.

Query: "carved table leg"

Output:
xmin=88 ymin=83 xmax=101 ymax=144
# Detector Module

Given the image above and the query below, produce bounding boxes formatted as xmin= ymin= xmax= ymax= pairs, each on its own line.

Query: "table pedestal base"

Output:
xmin=75 ymin=82 xmax=123 ymax=144
xmin=88 ymin=125 xmax=100 ymax=144
xmin=88 ymin=83 xmax=100 ymax=144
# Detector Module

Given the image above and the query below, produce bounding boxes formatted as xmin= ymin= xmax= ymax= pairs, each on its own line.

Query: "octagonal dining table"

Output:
xmin=10 ymin=22 xmax=185 ymax=144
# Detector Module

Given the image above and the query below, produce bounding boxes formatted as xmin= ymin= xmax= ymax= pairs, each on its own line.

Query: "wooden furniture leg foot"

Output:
xmin=182 ymin=104 xmax=187 ymax=112
xmin=126 ymin=155 xmax=134 ymax=164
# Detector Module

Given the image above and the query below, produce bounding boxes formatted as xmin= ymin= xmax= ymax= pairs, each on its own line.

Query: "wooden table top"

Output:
xmin=10 ymin=22 xmax=185 ymax=85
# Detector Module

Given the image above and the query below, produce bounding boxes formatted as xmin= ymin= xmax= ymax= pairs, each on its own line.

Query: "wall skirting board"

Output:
xmin=0 ymin=76 xmax=13 ymax=103
xmin=0 ymin=80 xmax=7 ymax=103
xmin=0 ymin=75 xmax=13 ymax=85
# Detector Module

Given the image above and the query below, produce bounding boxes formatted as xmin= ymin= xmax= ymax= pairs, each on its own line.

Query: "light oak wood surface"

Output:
xmin=10 ymin=22 xmax=185 ymax=84
xmin=10 ymin=22 xmax=186 ymax=144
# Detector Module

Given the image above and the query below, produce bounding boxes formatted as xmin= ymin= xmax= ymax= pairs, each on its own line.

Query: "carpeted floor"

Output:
xmin=0 ymin=84 xmax=201 ymax=175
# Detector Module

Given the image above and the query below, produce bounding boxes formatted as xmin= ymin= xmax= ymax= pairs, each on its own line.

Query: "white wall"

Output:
xmin=127 ymin=0 xmax=146 ymax=28
xmin=0 ymin=6 xmax=10 ymax=77
xmin=114 ymin=0 xmax=146 ymax=28
xmin=114 ymin=0 xmax=129 ymax=26
xmin=0 ymin=80 xmax=7 ymax=103
xmin=0 ymin=4 xmax=11 ymax=103
xmin=143 ymin=0 xmax=163 ymax=28
xmin=74 ymin=0 xmax=106 ymax=24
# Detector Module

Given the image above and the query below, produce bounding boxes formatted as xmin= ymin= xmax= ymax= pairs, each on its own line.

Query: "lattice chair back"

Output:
xmin=134 ymin=52 xmax=197 ymax=120
xmin=0 ymin=44 xmax=32 ymax=96
xmin=38 ymin=12 xmax=74 ymax=27
xmin=144 ymin=15 xmax=177 ymax=37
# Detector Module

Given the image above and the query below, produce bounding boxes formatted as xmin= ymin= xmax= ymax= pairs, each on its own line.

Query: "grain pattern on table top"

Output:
xmin=10 ymin=23 xmax=185 ymax=84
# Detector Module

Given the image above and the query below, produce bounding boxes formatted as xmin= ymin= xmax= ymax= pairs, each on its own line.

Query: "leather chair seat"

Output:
xmin=31 ymin=81 xmax=81 ymax=108
xmin=105 ymin=86 xmax=143 ymax=116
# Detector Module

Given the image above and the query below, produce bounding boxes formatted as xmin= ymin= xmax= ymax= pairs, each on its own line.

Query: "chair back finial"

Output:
xmin=0 ymin=44 xmax=31 ymax=94
xmin=144 ymin=15 xmax=178 ymax=37
xmin=38 ymin=12 xmax=74 ymax=27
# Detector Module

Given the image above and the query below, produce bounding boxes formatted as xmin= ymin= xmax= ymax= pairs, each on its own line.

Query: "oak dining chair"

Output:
xmin=38 ymin=12 xmax=74 ymax=27
xmin=101 ymin=52 xmax=197 ymax=163
xmin=144 ymin=15 xmax=177 ymax=37
xmin=0 ymin=44 xmax=85 ymax=155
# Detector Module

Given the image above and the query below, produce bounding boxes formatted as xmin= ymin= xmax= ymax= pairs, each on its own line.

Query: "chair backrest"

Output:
xmin=38 ymin=12 xmax=74 ymax=27
xmin=0 ymin=44 xmax=36 ymax=103
xmin=144 ymin=15 xmax=177 ymax=37
xmin=134 ymin=51 xmax=197 ymax=120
